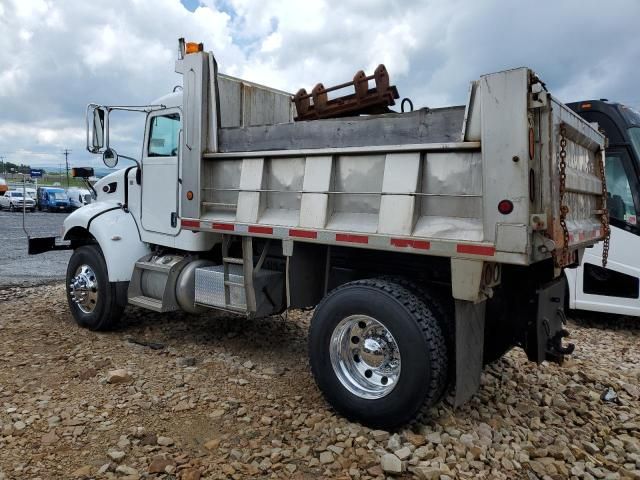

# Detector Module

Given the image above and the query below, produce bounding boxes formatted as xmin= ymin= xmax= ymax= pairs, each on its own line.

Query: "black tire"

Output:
xmin=9 ymin=203 xmax=14 ymax=212
xmin=377 ymin=276 xmax=454 ymax=397
xmin=309 ymin=278 xmax=448 ymax=429
xmin=66 ymin=245 xmax=124 ymax=331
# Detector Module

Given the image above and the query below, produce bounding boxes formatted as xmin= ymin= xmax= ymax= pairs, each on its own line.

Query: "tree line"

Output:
xmin=1 ymin=161 xmax=31 ymax=174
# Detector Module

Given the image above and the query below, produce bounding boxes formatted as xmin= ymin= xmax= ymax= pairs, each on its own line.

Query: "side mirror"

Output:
xmin=87 ymin=106 xmax=106 ymax=153
xmin=103 ymin=148 xmax=119 ymax=168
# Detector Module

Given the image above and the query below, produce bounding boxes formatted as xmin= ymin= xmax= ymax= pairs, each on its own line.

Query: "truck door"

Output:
xmin=572 ymin=147 xmax=640 ymax=315
xmin=141 ymin=110 xmax=181 ymax=235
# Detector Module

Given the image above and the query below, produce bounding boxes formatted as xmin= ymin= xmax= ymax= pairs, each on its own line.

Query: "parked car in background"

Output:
xmin=66 ymin=187 xmax=93 ymax=210
xmin=0 ymin=190 xmax=36 ymax=211
xmin=37 ymin=187 xmax=71 ymax=212
xmin=23 ymin=187 xmax=37 ymax=202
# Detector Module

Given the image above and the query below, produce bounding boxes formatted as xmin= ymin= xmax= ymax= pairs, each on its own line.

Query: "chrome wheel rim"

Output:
xmin=69 ymin=264 xmax=99 ymax=313
xmin=330 ymin=315 xmax=401 ymax=399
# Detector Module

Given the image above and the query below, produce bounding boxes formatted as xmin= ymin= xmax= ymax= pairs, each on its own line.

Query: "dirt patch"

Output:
xmin=0 ymin=284 xmax=638 ymax=479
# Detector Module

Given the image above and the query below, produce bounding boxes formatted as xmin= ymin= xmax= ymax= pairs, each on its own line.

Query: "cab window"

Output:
xmin=148 ymin=113 xmax=180 ymax=157
xmin=606 ymin=153 xmax=637 ymax=226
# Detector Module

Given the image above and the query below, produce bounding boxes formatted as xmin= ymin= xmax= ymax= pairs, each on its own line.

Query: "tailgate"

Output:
xmin=547 ymin=97 xmax=607 ymax=266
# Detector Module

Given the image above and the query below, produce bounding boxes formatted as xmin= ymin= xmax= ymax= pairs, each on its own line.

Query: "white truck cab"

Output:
xmin=30 ymin=39 xmax=608 ymax=428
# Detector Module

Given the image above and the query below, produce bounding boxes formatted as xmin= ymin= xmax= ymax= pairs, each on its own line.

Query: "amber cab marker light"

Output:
xmin=498 ymin=199 xmax=514 ymax=215
xmin=186 ymin=190 xmax=194 ymax=200
xmin=185 ymin=42 xmax=203 ymax=54
xmin=581 ymin=103 xmax=592 ymax=109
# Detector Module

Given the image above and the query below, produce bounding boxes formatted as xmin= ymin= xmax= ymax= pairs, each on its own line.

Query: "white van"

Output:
xmin=66 ymin=187 xmax=92 ymax=210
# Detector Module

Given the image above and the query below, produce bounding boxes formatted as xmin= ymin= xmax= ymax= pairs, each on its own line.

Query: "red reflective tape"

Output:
xmin=212 ymin=223 xmax=234 ymax=231
xmin=181 ymin=219 xmax=200 ymax=228
xmin=579 ymin=231 xmax=585 ymax=241
xmin=289 ymin=228 xmax=317 ymax=239
xmin=456 ymin=244 xmax=496 ymax=256
xmin=248 ymin=225 xmax=273 ymax=234
xmin=336 ymin=233 xmax=369 ymax=244
xmin=390 ymin=238 xmax=430 ymax=250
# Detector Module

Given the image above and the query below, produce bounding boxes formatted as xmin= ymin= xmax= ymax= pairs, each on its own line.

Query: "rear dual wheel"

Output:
xmin=309 ymin=278 xmax=448 ymax=429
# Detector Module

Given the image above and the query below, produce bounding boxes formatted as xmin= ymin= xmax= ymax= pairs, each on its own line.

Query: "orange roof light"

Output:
xmin=581 ymin=103 xmax=592 ymax=109
xmin=185 ymin=42 xmax=203 ymax=54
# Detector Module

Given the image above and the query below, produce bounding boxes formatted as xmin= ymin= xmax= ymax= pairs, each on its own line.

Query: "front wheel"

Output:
xmin=309 ymin=279 xmax=448 ymax=429
xmin=9 ymin=203 xmax=14 ymax=212
xmin=66 ymin=245 xmax=124 ymax=331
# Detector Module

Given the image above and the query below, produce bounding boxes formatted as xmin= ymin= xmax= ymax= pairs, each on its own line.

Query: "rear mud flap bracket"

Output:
xmin=526 ymin=278 xmax=573 ymax=364
xmin=453 ymin=299 xmax=486 ymax=407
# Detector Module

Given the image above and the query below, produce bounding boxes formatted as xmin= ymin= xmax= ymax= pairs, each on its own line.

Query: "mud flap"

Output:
xmin=526 ymin=278 xmax=574 ymax=364
xmin=453 ymin=299 xmax=486 ymax=407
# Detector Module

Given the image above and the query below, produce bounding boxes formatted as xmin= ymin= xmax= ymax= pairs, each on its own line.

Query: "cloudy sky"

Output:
xmin=0 ymin=0 xmax=639 ymax=169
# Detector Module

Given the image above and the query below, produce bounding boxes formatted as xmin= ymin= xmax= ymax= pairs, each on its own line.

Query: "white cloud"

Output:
xmin=0 ymin=66 xmax=28 ymax=97
xmin=10 ymin=0 xmax=49 ymax=19
xmin=260 ymin=31 xmax=282 ymax=53
xmin=18 ymin=29 xmax=33 ymax=41
xmin=0 ymin=0 xmax=639 ymax=169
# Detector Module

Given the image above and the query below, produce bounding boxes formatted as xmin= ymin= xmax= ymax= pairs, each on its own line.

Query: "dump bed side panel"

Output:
xmin=200 ymin=145 xmax=486 ymax=247
xmin=217 ymin=73 xmax=294 ymax=128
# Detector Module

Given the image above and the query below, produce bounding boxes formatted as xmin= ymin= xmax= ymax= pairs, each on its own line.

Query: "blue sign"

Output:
xmin=30 ymin=169 xmax=43 ymax=178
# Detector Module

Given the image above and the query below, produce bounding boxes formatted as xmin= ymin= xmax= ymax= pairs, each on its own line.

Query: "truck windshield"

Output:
xmin=52 ymin=192 xmax=68 ymax=200
xmin=606 ymin=153 xmax=637 ymax=226
xmin=620 ymin=105 xmax=640 ymax=126
xmin=629 ymin=127 xmax=640 ymax=163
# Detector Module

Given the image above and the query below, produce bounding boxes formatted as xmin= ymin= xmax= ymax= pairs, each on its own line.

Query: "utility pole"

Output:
xmin=62 ymin=149 xmax=71 ymax=188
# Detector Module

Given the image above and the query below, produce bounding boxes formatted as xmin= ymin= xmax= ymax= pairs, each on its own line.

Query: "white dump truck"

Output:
xmin=31 ymin=39 xmax=608 ymax=428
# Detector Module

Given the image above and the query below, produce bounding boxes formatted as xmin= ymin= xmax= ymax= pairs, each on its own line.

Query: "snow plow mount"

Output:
xmin=293 ymin=64 xmax=400 ymax=120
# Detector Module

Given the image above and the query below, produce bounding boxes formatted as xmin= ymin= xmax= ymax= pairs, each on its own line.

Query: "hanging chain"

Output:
xmin=556 ymin=124 xmax=570 ymax=267
xmin=557 ymin=124 xmax=610 ymax=267
xmin=598 ymin=151 xmax=611 ymax=267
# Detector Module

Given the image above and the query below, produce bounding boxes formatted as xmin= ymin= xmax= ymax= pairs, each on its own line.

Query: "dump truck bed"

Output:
xmin=180 ymin=67 xmax=606 ymax=267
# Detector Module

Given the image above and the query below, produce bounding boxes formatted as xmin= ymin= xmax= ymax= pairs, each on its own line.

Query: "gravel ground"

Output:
xmin=0 ymin=210 xmax=71 ymax=287
xmin=0 ymin=284 xmax=638 ymax=480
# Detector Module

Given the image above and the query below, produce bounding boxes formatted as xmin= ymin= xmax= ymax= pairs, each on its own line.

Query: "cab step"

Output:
xmin=128 ymin=295 xmax=165 ymax=312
